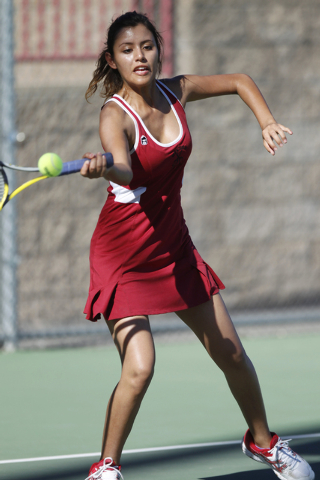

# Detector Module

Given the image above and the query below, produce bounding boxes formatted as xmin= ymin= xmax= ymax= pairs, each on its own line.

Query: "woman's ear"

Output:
xmin=105 ymin=52 xmax=117 ymax=70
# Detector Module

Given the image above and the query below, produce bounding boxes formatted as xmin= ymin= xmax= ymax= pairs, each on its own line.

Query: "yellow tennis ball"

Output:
xmin=38 ymin=153 xmax=63 ymax=177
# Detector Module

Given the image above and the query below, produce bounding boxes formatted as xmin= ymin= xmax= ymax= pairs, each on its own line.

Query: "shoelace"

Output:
xmin=85 ymin=458 xmax=124 ymax=480
xmin=269 ymin=438 xmax=300 ymax=471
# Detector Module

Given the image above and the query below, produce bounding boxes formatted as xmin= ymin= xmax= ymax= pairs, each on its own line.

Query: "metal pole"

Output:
xmin=1 ymin=0 xmax=18 ymax=350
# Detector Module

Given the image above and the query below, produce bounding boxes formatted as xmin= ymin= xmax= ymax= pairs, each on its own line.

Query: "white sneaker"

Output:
xmin=86 ymin=457 xmax=123 ymax=480
xmin=242 ymin=430 xmax=315 ymax=480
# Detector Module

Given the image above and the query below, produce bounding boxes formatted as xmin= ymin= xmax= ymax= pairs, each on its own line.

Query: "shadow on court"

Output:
xmin=200 ymin=435 xmax=320 ymax=480
xmin=2 ymin=434 xmax=319 ymax=480
xmin=201 ymin=471 xmax=281 ymax=480
xmin=201 ymin=463 xmax=320 ymax=479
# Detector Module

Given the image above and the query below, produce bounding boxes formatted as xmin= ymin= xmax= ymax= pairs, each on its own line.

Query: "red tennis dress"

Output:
xmin=84 ymin=80 xmax=225 ymax=322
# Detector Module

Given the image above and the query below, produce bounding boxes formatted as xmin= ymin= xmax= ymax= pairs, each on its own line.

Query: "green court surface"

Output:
xmin=1 ymin=332 xmax=319 ymax=479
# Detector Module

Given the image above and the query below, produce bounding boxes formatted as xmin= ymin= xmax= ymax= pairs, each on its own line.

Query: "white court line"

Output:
xmin=1 ymin=433 xmax=320 ymax=466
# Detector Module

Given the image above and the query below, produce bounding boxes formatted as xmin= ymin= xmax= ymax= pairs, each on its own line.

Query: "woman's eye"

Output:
xmin=123 ymin=49 xmax=131 ymax=54
xmin=144 ymin=45 xmax=152 ymax=50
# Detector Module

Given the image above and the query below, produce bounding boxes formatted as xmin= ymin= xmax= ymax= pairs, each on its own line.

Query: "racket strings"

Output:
xmin=0 ymin=168 xmax=9 ymax=209
xmin=0 ymin=169 xmax=5 ymax=198
xmin=0 ymin=169 xmax=6 ymax=199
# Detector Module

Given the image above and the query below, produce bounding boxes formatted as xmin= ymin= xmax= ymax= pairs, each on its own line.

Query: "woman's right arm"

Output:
xmin=80 ymin=102 xmax=133 ymax=186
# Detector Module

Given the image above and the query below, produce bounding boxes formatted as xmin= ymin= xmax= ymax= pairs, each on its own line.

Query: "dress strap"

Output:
xmin=156 ymin=80 xmax=184 ymax=109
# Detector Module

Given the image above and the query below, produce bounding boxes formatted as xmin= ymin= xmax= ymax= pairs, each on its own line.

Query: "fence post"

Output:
xmin=0 ymin=0 xmax=18 ymax=351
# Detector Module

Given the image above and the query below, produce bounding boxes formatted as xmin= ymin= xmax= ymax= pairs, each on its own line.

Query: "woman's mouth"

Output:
xmin=134 ymin=66 xmax=150 ymax=75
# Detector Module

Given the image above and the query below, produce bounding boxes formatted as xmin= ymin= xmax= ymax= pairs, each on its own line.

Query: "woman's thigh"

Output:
xmin=175 ymin=294 xmax=246 ymax=370
xmin=107 ymin=315 xmax=156 ymax=377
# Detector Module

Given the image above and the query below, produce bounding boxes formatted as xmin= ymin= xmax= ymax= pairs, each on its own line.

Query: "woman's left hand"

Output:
xmin=262 ymin=123 xmax=293 ymax=156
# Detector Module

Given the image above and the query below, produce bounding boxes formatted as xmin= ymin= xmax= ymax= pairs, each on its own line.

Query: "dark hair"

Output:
xmin=85 ymin=11 xmax=163 ymax=101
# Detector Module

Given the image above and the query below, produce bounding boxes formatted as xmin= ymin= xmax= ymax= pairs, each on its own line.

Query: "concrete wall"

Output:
xmin=13 ymin=0 xmax=320 ymax=332
xmin=176 ymin=0 xmax=320 ymax=309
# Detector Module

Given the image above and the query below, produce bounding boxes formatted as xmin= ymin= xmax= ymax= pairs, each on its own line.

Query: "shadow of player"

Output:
xmin=201 ymin=461 xmax=320 ymax=479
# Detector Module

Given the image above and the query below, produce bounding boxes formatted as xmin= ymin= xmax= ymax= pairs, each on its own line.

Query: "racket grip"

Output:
xmin=59 ymin=153 xmax=114 ymax=176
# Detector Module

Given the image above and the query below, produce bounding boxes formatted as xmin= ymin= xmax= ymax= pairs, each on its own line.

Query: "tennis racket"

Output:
xmin=0 ymin=153 xmax=113 ymax=211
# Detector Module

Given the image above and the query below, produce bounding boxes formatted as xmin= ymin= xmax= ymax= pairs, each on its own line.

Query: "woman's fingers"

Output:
xmin=266 ymin=127 xmax=283 ymax=147
xmin=80 ymin=159 xmax=91 ymax=176
xmin=262 ymin=123 xmax=293 ymax=155
xmin=278 ymin=124 xmax=293 ymax=136
xmin=88 ymin=152 xmax=106 ymax=177
xmin=263 ymin=138 xmax=276 ymax=156
xmin=263 ymin=129 xmax=279 ymax=154
xmin=82 ymin=152 xmax=96 ymax=159
xmin=81 ymin=152 xmax=107 ymax=178
xmin=96 ymin=152 xmax=107 ymax=176
xmin=80 ymin=152 xmax=96 ymax=177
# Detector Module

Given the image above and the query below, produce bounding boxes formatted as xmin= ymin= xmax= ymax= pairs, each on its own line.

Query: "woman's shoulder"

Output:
xmin=101 ymin=97 xmax=126 ymax=113
xmin=100 ymin=98 xmax=135 ymax=135
xmin=158 ymin=76 xmax=190 ymax=107
xmin=100 ymin=97 xmax=129 ymax=122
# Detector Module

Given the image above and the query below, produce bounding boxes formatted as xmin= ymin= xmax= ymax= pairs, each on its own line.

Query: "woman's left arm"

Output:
xmin=173 ymin=74 xmax=292 ymax=155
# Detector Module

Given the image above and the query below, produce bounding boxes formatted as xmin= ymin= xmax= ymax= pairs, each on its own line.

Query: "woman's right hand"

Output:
xmin=80 ymin=152 xmax=108 ymax=179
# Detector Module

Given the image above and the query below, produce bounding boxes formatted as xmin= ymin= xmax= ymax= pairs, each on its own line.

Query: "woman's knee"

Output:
xmin=122 ymin=360 xmax=155 ymax=395
xmin=215 ymin=345 xmax=249 ymax=373
xmin=112 ymin=315 xmax=155 ymax=394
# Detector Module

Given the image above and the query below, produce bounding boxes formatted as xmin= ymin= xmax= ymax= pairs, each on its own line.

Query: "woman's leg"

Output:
xmin=101 ymin=315 xmax=155 ymax=464
xmin=176 ymin=294 xmax=272 ymax=448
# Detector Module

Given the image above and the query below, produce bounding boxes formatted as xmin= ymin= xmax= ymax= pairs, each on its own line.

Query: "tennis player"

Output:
xmin=81 ymin=11 xmax=314 ymax=480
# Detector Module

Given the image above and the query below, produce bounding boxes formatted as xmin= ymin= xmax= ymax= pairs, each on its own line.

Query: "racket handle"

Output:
xmin=59 ymin=153 xmax=114 ymax=176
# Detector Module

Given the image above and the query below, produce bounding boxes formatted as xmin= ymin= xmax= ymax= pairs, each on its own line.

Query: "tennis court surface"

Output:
xmin=1 ymin=332 xmax=319 ymax=479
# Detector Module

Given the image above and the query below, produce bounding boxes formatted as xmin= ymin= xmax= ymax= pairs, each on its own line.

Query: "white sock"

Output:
xmin=255 ymin=444 xmax=267 ymax=450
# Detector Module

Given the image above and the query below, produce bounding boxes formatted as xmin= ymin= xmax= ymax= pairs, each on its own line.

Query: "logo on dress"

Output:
xmin=141 ymin=135 xmax=148 ymax=145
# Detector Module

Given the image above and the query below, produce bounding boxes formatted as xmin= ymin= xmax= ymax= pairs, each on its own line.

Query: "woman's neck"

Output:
xmin=118 ymin=80 xmax=161 ymax=110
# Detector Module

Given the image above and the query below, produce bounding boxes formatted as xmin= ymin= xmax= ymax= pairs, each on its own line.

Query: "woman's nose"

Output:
xmin=136 ymin=48 xmax=146 ymax=61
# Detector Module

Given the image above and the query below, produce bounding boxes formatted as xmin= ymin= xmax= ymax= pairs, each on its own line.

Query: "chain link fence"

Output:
xmin=1 ymin=0 xmax=320 ymax=349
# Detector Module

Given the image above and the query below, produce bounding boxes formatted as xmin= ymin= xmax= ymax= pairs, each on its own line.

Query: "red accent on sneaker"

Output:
xmin=88 ymin=458 xmax=122 ymax=476
xmin=243 ymin=430 xmax=289 ymax=472
xmin=245 ymin=429 xmax=278 ymax=454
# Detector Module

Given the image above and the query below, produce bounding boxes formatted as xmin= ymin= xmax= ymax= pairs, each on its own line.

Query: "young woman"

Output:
xmin=81 ymin=11 xmax=314 ymax=480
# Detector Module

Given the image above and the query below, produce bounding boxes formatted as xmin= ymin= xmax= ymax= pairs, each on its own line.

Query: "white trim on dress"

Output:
xmin=157 ymin=79 xmax=185 ymax=109
xmin=113 ymin=83 xmax=183 ymax=148
xmin=109 ymin=181 xmax=147 ymax=204
xmin=104 ymin=98 xmax=139 ymax=154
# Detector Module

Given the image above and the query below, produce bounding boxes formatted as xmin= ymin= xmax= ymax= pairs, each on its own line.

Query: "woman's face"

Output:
xmin=106 ymin=23 xmax=159 ymax=88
